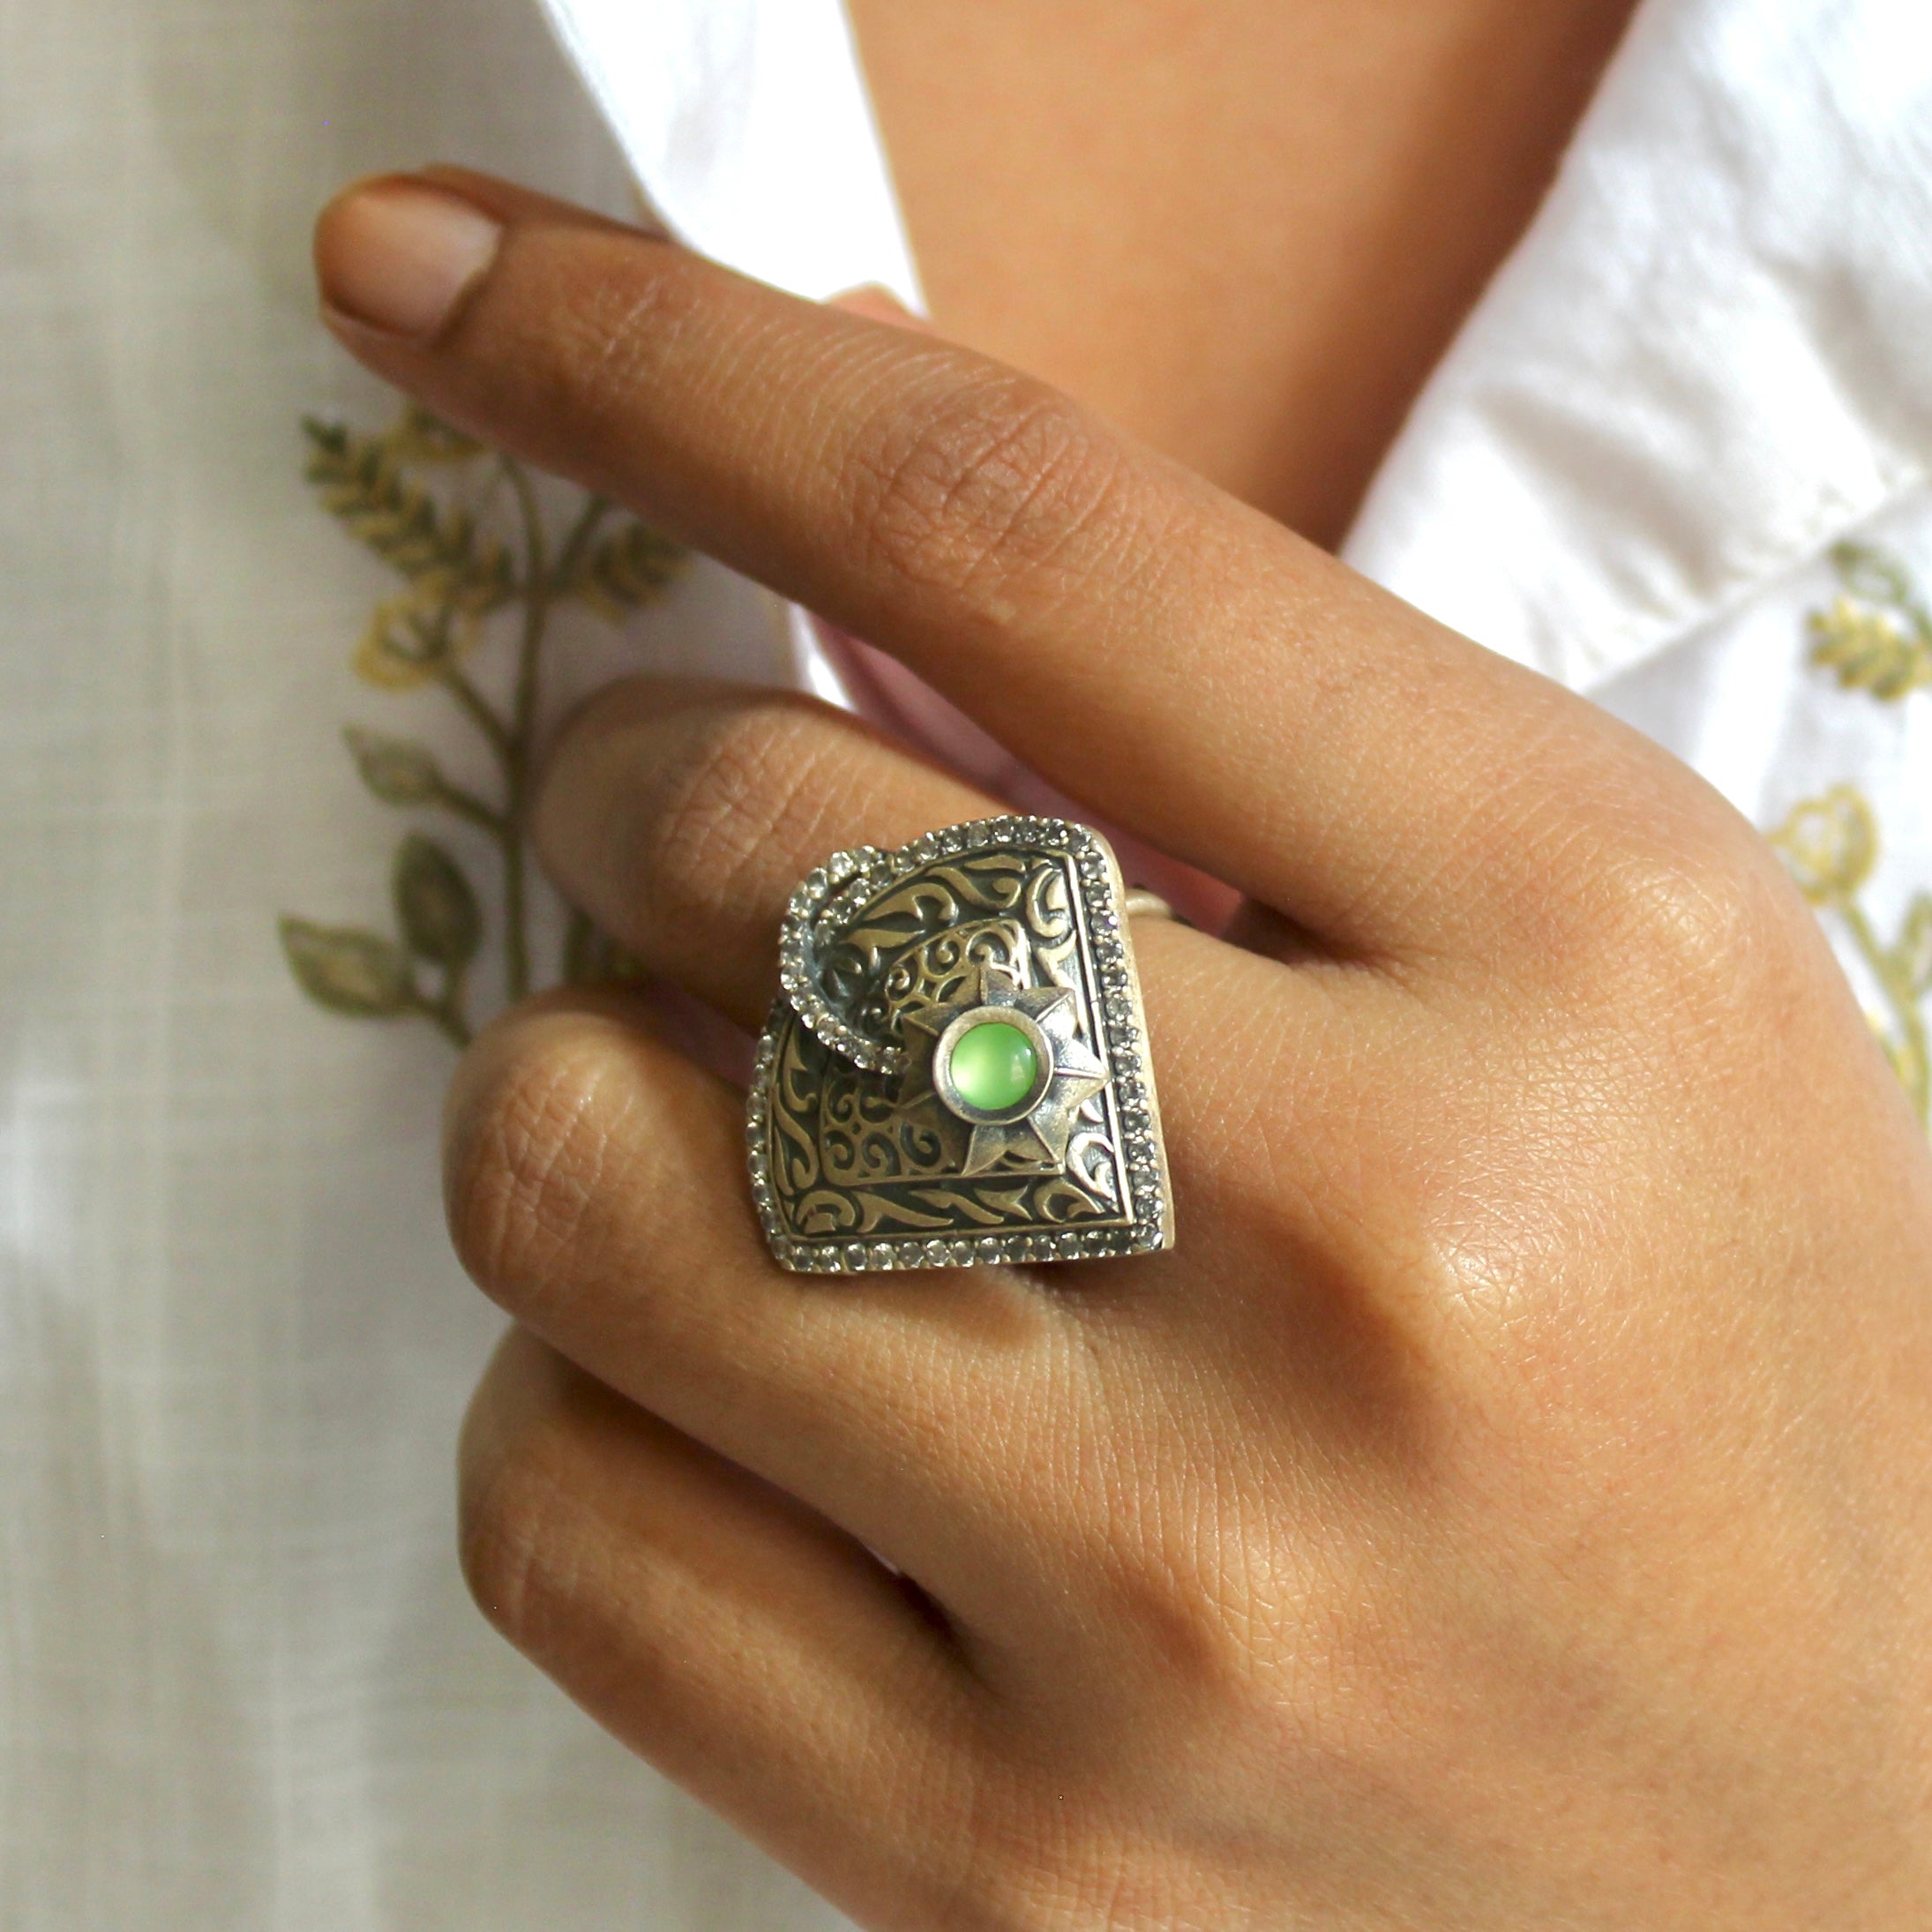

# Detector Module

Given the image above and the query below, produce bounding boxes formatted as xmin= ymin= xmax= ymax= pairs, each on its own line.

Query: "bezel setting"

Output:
xmin=932 ymin=1007 xmax=1054 ymax=1125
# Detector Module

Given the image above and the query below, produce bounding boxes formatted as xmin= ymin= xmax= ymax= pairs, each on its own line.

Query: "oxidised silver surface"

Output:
xmin=748 ymin=817 xmax=1173 ymax=1271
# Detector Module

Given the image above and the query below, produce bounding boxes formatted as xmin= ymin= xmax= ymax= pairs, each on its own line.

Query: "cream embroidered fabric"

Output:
xmin=0 ymin=4 xmax=841 ymax=1927
xmin=1 ymin=0 xmax=1927 ymax=1926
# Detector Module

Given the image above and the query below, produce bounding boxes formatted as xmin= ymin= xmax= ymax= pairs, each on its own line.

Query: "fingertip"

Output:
xmin=314 ymin=173 xmax=505 ymax=342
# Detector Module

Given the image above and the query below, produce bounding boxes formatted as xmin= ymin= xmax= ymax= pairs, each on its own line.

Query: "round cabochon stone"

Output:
xmin=949 ymin=1020 xmax=1040 ymax=1113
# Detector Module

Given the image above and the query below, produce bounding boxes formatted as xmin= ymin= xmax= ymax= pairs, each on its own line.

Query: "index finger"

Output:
xmin=314 ymin=167 xmax=1677 ymax=955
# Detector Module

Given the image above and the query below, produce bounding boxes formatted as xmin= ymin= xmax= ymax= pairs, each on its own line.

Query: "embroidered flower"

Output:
xmin=1807 ymin=543 xmax=1932 ymax=700
xmin=281 ymin=403 xmax=684 ymax=1045
xmin=1769 ymin=785 xmax=1878 ymax=904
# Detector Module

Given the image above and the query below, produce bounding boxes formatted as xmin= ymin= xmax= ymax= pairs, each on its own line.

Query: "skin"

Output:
xmin=845 ymin=0 xmax=1641 ymax=541
xmin=308 ymin=63 xmax=1932 ymax=1932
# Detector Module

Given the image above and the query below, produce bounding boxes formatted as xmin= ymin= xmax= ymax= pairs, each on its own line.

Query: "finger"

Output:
xmin=313 ymin=168 xmax=1647 ymax=955
xmin=443 ymin=991 xmax=1105 ymax=1608
xmin=458 ymin=1329 xmax=980 ymax=1926
xmin=443 ymin=940 xmax=1371 ymax=1629
xmin=532 ymin=677 xmax=1004 ymax=1034
xmin=528 ymin=673 xmax=1320 ymax=1200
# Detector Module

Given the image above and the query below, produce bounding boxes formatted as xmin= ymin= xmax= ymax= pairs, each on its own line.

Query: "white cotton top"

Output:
xmin=0 ymin=0 xmax=1927 ymax=1926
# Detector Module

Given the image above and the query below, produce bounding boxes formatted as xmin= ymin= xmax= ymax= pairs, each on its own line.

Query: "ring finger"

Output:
xmin=446 ymin=988 xmax=1093 ymax=1625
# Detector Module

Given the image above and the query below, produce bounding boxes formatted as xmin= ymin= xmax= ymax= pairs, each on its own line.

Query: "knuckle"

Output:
xmin=1560 ymin=822 xmax=1771 ymax=1021
xmin=545 ymin=251 xmax=700 ymax=439
xmin=1058 ymin=1470 xmax=1290 ymax=1733
xmin=1097 ymin=1546 xmax=1262 ymax=1713
xmin=846 ymin=370 xmax=1134 ymax=615
xmin=1482 ymin=770 xmax=1774 ymax=1022
xmin=445 ymin=1022 xmax=626 ymax=1305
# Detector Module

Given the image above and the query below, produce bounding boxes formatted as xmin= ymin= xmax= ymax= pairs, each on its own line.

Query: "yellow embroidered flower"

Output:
xmin=352 ymin=584 xmax=482 ymax=691
xmin=1767 ymin=788 xmax=1928 ymax=1125
xmin=1768 ymin=785 xmax=1878 ymax=904
xmin=1808 ymin=596 xmax=1932 ymax=700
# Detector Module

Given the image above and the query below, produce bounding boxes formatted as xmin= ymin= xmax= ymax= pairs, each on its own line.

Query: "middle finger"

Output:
xmin=532 ymin=672 xmax=1305 ymax=1187
xmin=535 ymin=677 xmax=1001 ymax=1034
xmin=531 ymin=670 xmax=1387 ymax=1291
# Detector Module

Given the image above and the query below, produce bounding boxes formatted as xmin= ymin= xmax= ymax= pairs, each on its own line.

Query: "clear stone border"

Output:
xmin=750 ymin=816 xmax=1173 ymax=1271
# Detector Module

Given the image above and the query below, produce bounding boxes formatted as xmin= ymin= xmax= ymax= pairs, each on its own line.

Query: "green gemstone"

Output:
xmin=949 ymin=1021 xmax=1041 ymax=1112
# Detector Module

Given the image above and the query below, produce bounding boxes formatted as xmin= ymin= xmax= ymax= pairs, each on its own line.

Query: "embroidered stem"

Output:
xmin=1842 ymin=900 xmax=1931 ymax=1126
xmin=438 ymin=662 xmax=514 ymax=765
xmin=427 ymin=780 xmax=507 ymax=836
xmin=283 ymin=403 xmax=681 ymax=1046
xmin=410 ymin=980 xmax=476 ymax=1050
xmin=499 ymin=459 xmax=549 ymax=1002
xmin=494 ymin=471 xmax=613 ymax=1002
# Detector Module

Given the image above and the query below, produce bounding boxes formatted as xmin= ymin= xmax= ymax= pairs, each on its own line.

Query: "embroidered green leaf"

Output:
xmin=343 ymin=726 xmax=447 ymax=805
xmin=1898 ymin=894 xmax=1932 ymax=1000
xmin=393 ymin=834 xmax=482 ymax=971
xmin=1768 ymin=785 xmax=1879 ymax=903
xmin=280 ymin=917 xmax=416 ymax=1017
xmin=380 ymin=402 xmax=483 ymax=467
xmin=294 ymin=410 xmax=685 ymax=1046
xmin=1830 ymin=541 xmax=1921 ymax=610
xmin=567 ymin=519 xmax=685 ymax=617
xmin=303 ymin=416 xmax=514 ymax=610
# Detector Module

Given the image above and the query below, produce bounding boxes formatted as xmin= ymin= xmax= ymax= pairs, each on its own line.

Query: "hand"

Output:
xmin=315 ymin=169 xmax=1932 ymax=1930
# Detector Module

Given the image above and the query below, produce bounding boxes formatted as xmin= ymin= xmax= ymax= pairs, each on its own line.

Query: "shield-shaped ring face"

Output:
xmin=747 ymin=817 xmax=1173 ymax=1272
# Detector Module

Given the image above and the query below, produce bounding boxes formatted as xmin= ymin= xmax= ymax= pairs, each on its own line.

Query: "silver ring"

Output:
xmin=747 ymin=816 xmax=1175 ymax=1271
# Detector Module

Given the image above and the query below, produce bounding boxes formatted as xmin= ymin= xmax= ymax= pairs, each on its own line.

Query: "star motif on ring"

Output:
xmin=900 ymin=963 xmax=1111 ymax=1176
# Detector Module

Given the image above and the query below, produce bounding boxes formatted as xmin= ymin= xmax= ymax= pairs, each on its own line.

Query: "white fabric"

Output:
xmin=1598 ymin=481 xmax=1932 ymax=856
xmin=533 ymin=0 xmax=921 ymax=311
xmin=3 ymin=0 xmax=1928 ymax=1928
xmin=1345 ymin=0 xmax=1932 ymax=692
xmin=0 ymin=2 xmax=839 ymax=1927
xmin=1341 ymin=0 xmax=1932 ymax=1015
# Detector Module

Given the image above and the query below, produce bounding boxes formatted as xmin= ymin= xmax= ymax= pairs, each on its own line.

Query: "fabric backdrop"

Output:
xmin=0 ymin=0 xmax=850 ymax=1923
xmin=4 ymin=0 xmax=1930 ymax=1926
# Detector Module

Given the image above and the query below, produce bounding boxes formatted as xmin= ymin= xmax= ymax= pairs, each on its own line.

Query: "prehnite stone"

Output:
xmin=949 ymin=1021 xmax=1040 ymax=1112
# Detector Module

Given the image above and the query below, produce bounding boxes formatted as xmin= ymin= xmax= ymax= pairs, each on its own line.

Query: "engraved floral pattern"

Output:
xmin=750 ymin=819 xmax=1171 ymax=1271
